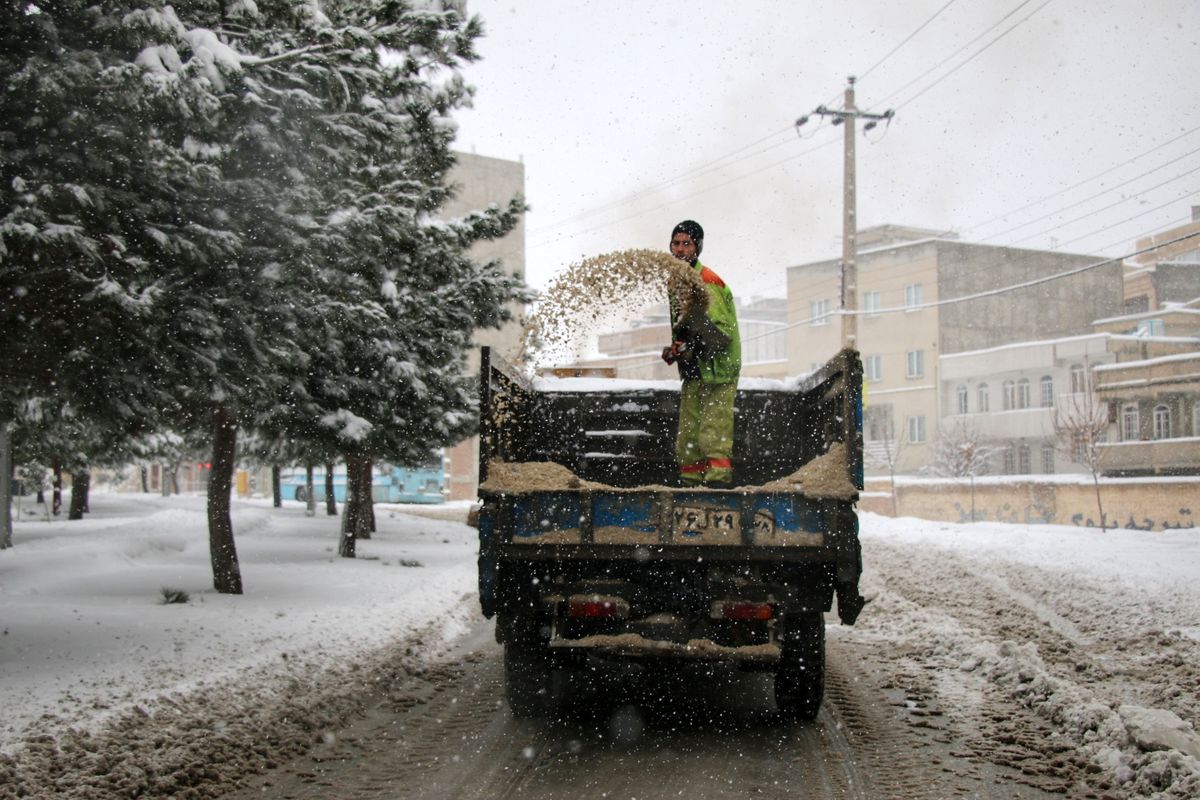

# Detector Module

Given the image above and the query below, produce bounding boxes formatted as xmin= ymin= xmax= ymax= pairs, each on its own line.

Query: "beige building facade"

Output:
xmin=787 ymin=226 xmax=1120 ymax=474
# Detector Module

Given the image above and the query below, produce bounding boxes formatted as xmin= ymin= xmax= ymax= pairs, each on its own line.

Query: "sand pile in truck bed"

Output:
xmin=480 ymin=460 xmax=613 ymax=492
xmin=483 ymin=444 xmax=856 ymax=499
xmin=756 ymin=442 xmax=858 ymax=500
xmin=518 ymin=248 xmax=706 ymax=372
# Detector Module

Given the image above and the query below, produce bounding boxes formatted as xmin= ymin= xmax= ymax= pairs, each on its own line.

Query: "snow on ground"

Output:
xmin=0 ymin=490 xmax=480 ymax=798
xmin=1 ymin=496 xmax=1198 ymax=798
xmin=846 ymin=513 xmax=1200 ymax=799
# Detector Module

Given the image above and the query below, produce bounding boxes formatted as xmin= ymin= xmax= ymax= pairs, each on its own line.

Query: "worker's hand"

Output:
xmin=661 ymin=340 xmax=688 ymax=364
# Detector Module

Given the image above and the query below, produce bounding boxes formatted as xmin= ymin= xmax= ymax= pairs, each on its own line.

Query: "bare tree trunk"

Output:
xmin=325 ymin=462 xmax=337 ymax=516
xmin=271 ymin=465 xmax=282 ymax=508
xmin=304 ymin=464 xmax=316 ymax=516
xmin=1 ymin=423 xmax=12 ymax=549
xmin=1092 ymin=472 xmax=1106 ymax=531
xmin=207 ymin=407 xmax=244 ymax=594
xmin=68 ymin=470 xmax=89 ymax=520
xmin=140 ymin=465 xmax=149 ymax=493
xmin=889 ymin=466 xmax=898 ymax=517
xmin=52 ymin=458 xmax=62 ymax=516
xmin=169 ymin=465 xmax=179 ymax=495
xmin=161 ymin=462 xmax=171 ymax=497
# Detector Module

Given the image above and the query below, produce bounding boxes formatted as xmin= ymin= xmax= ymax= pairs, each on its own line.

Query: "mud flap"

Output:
xmin=835 ymin=507 xmax=865 ymax=625
xmin=836 ymin=585 xmax=867 ymax=625
xmin=477 ymin=509 xmax=497 ymax=619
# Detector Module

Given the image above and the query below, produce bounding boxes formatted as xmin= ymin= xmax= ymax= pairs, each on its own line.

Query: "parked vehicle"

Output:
xmin=280 ymin=459 xmax=445 ymax=505
xmin=475 ymin=346 xmax=866 ymax=719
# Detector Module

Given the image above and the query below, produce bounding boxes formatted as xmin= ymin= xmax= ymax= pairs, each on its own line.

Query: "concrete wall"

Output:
xmin=937 ymin=243 xmax=1122 ymax=355
xmin=1156 ymin=263 xmax=1200 ymax=305
xmin=859 ymin=476 xmax=1199 ymax=531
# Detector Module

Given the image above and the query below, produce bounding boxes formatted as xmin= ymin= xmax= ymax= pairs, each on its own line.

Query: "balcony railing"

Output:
xmin=1098 ymin=437 xmax=1200 ymax=475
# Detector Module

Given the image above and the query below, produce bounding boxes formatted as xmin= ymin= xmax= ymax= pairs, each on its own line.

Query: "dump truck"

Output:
xmin=475 ymin=346 xmax=866 ymax=720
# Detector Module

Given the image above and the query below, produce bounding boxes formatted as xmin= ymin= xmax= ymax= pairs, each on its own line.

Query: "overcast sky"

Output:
xmin=451 ymin=0 xmax=1199 ymax=299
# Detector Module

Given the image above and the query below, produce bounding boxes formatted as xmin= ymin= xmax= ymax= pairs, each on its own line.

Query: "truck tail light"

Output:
xmin=713 ymin=601 xmax=774 ymax=621
xmin=566 ymin=595 xmax=628 ymax=619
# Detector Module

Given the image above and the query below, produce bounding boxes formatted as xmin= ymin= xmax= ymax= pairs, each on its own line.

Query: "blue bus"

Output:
xmin=279 ymin=457 xmax=445 ymax=505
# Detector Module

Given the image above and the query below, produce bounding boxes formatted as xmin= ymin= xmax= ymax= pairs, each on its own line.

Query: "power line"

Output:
xmin=978 ymin=153 xmax=1200 ymax=243
xmin=1004 ymin=177 xmax=1200 ymax=249
xmin=526 ymin=125 xmax=795 ymax=236
xmin=962 ymin=123 xmax=1200 ymax=234
xmin=858 ymin=0 xmax=959 ymax=82
xmin=894 ymin=0 xmax=1053 ymax=110
xmin=875 ymin=0 xmax=1036 ymax=105
xmin=527 ymin=134 xmax=842 ymax=251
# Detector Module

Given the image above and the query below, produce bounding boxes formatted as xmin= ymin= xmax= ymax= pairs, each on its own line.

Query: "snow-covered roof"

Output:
xmin=941 ymin=332 xmax=1199 ymax=362
xmin=1093 ymin=351 xmax=1200 ymax=372
xmin=1093 ymin=305 xmax=1200 ymax=325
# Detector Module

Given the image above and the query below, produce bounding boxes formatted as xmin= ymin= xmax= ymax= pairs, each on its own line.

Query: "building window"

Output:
xmin=1041 ymin=443 xmax=1056 ymax=474
xmin=1153 ymin=404 xmax=1172 ymax=440
xmin=907 ymin=415 xmax=926 ymax=443
xmin=1017 ymin=378 xmax=1031 ymax=409
xmin=1121 ymin=404 xmax=1139 ymax=441
xmin=864 ymin=354 xmax=882 ymax=382
xmin=1136 ymin=319 xmax=1165 ymax=337
xmin=810 ymin=299 xmax=832 ymax=326
xmin=1003 ymin=446 xmax=1016 ymax=474
xmin=1040 ymin=375 xmax=1054 ymax=408
xmin=904 ymin=283 xmax=924 ymax=309
xmin=956 ymin=384 xmax=968 ymax=415
xmin=1070 ymin=363 xmax=1087 ymax=394
xmin=863 ymin=291 xmax=881 ymax=316
xmin=866 ymin=404 xmax=893 ymax=442
xmin=1017 ymin=443 xmax=1032 ymax=474
xmin=906 ymin=349 xmax=924 ymax=378
xmin=978 ymin=383 xmax=990 ymax=412
xmin=1002 ymin=379 xmax=1016 ymax=411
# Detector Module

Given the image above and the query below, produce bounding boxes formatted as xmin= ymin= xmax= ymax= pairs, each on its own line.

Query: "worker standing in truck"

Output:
xmin=661 ymin=220 xmax=742 ymax=488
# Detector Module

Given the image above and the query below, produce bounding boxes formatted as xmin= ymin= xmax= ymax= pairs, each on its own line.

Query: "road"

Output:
xmin=223 ymin=618 xmax=1079 ymax=800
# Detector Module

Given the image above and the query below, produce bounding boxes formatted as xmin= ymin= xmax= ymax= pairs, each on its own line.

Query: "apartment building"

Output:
xmin=787 ymin=225 xmax=1120 ymax=473
xmin=1092 ymin=300 xmax=1200 ymax=476
xmin=940 ymin=326 xmax=1199 ymax=475
xmin=1123 ymin=206 xmax=1200 ymax=314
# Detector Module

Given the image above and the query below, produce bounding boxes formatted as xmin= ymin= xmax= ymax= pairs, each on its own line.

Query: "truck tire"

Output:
xmin=504 ymin=640 xmax=557 ymax=718
xmin=775 ymin=614 xmax=825 ymax=721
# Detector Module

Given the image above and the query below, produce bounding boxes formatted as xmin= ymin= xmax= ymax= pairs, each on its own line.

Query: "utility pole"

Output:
xmin=797 ymin=77 xmax=894 ymax=350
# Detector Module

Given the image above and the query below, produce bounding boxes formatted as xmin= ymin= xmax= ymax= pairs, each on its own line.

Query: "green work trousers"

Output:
xmin=676 ymin=380 xmax=736 ymax=485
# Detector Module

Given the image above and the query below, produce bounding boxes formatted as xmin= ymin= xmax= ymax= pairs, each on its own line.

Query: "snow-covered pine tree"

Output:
xmin=3 ymin=1 xmax=526 ymax=579
xmin=240 ymin=1 xmax=529 ymax=556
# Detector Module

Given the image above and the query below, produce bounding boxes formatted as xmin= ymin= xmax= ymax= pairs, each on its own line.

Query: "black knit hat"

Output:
xmin=671 ymin=220 xmax=704 ymax=255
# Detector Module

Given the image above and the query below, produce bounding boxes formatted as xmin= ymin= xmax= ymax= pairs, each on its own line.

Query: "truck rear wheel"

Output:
xmin=503 ymin=641 xmax=559 ymax=718
xmin=775 ymin=614 xmax=825 ymax=721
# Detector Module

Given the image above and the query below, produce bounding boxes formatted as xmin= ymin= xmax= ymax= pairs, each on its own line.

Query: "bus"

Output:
xmin=279 ymin=457 xmax=445 ymax=505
